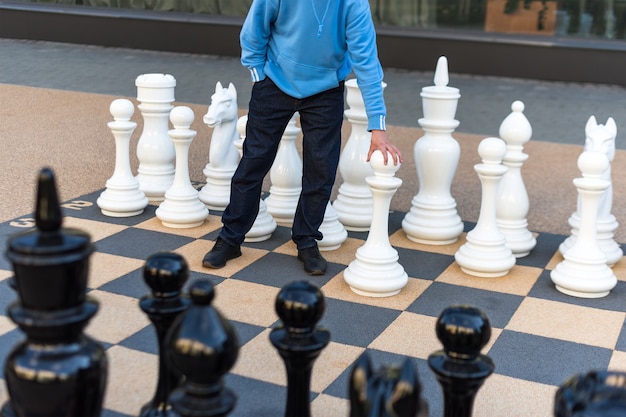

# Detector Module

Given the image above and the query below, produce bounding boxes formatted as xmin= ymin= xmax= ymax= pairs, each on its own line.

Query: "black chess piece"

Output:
xmin=140 ymin=252 xmax=192 ymax=417
xmin=1 ymin=167 xmax=107 ymax=417
xmin=269 ymin=280 xmax=330 ymax=417
xmin=349 ymin=352 xmax=428 ymax=417
xmin=554 ymin=370 xmax=626 ymax=417
xmin=166 ymin=279 xmax=239 ymax=417
xmin=428 ymin=305 xmax=495 ymax=417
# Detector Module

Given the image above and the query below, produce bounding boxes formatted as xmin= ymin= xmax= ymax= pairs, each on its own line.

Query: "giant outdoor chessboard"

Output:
xmin=0 ymin=181 xmax=625 ymax=417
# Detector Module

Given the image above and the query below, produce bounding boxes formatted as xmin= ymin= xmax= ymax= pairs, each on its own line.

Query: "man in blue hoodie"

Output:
xmin=203 ymin=0 xmax=403 ymax=275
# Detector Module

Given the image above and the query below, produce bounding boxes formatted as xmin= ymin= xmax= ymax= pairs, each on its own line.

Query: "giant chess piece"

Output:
xmin=317 ymin=201 xmax=348 ymax=251
xmin=495 ymin=101 xmax=537 ymax=257
xmin=97 ymin=98 xmax=149 ymax=217
xmin=167 ymin=279 xmax=239 ymax=417
xmin=270 ymin=281 xmax=330 ymax=417
xmin=139 ymin=252 xmax=192 ymax=417
xmin=198 ymin=82 xmax=240 ymax=211
xmin=551 ymin=150 xmax=618 ymax=298
xmin=156 ymin=106 xmax=209 ymax=228
xmin=264 ymin=113 xmax=302 ymax=225
xmin=235 ymin=115 xmax=277 ymax=242
xmin=402 ymin=56 xmax=464 ymax=245
xmin=135 ymin=73 xmax=176 ymax=202
xmin=343 ymin=150 xmax=408 ymax=297
xmin=455 ymin=137 xmax=516 ymax=277
xmin=560 ymin=116 xmax=622 ymax=266
xmin=333 ymin=79 xmax=386 ymax=231
xmin=349 ymin=353 xmax=428 ymax=417
xmin=428 ymin=305 xmax=495 ymax=417
xmin=554 ymin=370 xmax=626 ymax=416
xmin=1 ymin=168 xmax=107 ymax=417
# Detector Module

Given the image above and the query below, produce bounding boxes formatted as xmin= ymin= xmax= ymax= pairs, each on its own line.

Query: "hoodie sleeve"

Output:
xmin=345 ymin=0 xmax=387 ymax=131
xmin=240 ymin=0 xmax=278 ymax=82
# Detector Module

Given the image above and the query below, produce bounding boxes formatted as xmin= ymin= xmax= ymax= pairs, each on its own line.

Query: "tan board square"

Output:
xmin=0 ymin=316 xmax=16 ymax=337
xmin=133 ymin=214 xmax=222 ymax=238
xmin=436 ymin=261 xmax=543 ymax=296
xmin=0 ymin=379 xmax=7 ymax=408
xmin=390 ymin=228 xmax=466 ymax=256
xmin=369 ymin=311 xmax=502 ymax=359
xmin=322 ymin=275 xmax=431 ymax=311
xmin=506 ymin=297 xmax=624 ymax=349
xmin=62 ymin=216 xmax=128 ymax=242
xmin=613 ymin=256 xmax=626 ymax=281
xmin=609 ymin=350 xmax=626 ymax=371
xmin=0 ymin=269 xmax=12 ymax=280
xmin=177 ymin=239 xmax=269 ymax=276
xmin=86 ymin=290 xmax=150 ymax=344
xmin=311 ymin=394 xmax=349 ymax=417
xmin=232 ymin=328 xmax=364 ymax=393
xmin=88 ymin=252 xmax=145 ymax=288
xmin=103 ymin=345 xmax=157 ymax=416
xmin=213 ymin=279 xmax=280 ymax=327
xmin=546 ymin=250 xmax=565 ymax=271
xmin=474 ymin=373 xmax=557 ymax=417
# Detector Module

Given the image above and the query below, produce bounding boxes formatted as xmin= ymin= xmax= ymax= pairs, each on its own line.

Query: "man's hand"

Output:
xmin=367 ymin=130 xmax=403 ymax=165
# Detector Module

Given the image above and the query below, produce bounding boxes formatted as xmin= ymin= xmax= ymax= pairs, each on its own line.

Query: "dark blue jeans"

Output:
xmin=220 ymin=78 xmax=345 ymax=250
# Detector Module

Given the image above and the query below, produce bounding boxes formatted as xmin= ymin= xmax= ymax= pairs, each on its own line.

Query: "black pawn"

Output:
xmin=166 ymin=279 xmax=239 ymax=417
xmin=269 ymin=280 xmax=330 ymax=417
xmin=140 ymin=252 xmax=192 ymax=417
xmin=428 ymin=305 xmax=495 ymax=417
xmin=554 ymin=370 xmax=626 ymax=417
xmin=349 ymin=352 xmax=427 ymax=417
xmin=1 ymin=167 xmax=107 ymax=417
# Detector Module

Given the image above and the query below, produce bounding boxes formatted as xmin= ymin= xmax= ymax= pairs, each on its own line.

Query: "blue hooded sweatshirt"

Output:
xmin=240 ymin=0 xmax=387 ymax=131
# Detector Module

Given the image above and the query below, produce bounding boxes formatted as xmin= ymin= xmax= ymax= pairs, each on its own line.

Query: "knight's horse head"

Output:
xmin=584 ymin=115 xmax=617 ymax=162
xmin=203 ymin=81 xmax=238 ymax=127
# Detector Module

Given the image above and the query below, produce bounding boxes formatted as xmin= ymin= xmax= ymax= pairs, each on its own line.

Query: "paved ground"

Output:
xmin=1 ymin=38 xmax=625 ymax=149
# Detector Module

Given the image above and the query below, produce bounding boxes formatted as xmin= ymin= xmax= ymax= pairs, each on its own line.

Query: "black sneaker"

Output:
xmin=297 ymin=245 xmax=327 ymax=275
xmin=202 ymin=237 xmax=242 ymax=269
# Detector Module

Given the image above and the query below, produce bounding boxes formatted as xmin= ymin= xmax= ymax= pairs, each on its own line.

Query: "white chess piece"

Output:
xmin=264 ymin=113 xmax=302 ymax=225
xmin=135 ymin=73 xmax=176 ymax=202
xmin=402 ymin=56 xmax=463 ymax=245
xmin=235 ymin=115 xmax=277 ymax=242
xmin=198 ymin=82 xmax=240 ymax=211
xmin=551 ymin=151 xmax=617 ymax=298
xmin=455 ymin=137 xmax=516 ymax=277
xmin=155 ymin=106 xmax=209 ymax=228
xmin=317 ymin=202 xmax=348 ymax=251
xmin=333 ymin=79 xmax=386 ymax=231
xmin=560 ymin=116 xmax=622 ymax=266
xmin=343 ymin=151 xmax=407 ymax=297
xmin=496 ymin=101 xmax=536 ymax=257
xmin=97 ymin=99 xmax=148 ymax=217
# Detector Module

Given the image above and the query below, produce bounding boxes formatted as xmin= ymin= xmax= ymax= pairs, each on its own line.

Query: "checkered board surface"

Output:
xmin=1 ymin=186 xmax=626 ymax=417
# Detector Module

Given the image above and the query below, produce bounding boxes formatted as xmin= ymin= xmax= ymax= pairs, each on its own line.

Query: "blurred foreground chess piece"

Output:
xmin=1 ymin=167 xmax=107 ymax=417
xmin=554 ymin=370 xmax=626 ymax=417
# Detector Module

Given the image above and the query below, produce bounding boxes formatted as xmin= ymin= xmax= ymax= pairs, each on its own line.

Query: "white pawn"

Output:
xmin=198 ymin=82 xmax=240 ymax=211
xmin=155 ymin=106 xmax=209 ymax=228
xmin=264 ymin=113 xmax=302 ymax=225
xmin=560 ymin=116 xmax=622 ymax=266
xmin=343 ymin=151 xmax=407 ymax=297
xmin=317 ymin=202 xmax=348 ymax=251
xmin=495 ymin=101 xmax=537 ymax=257
xmin=97 ymin=99 xmax=148 ymax=217
xmin=455 ymin=137 xmax=516 ymax=277
xmin=402 ymin=56 xmax=464 ymax=245
xmin=551 ymin=151 xmax=617 ymax=298
xmin=135 ymin=73 xmax=176 ymax=202
xmin=236 ymin=115 xmax=277 ymax=242
xmin=333 ymin=79 xmax=386 ymax=231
